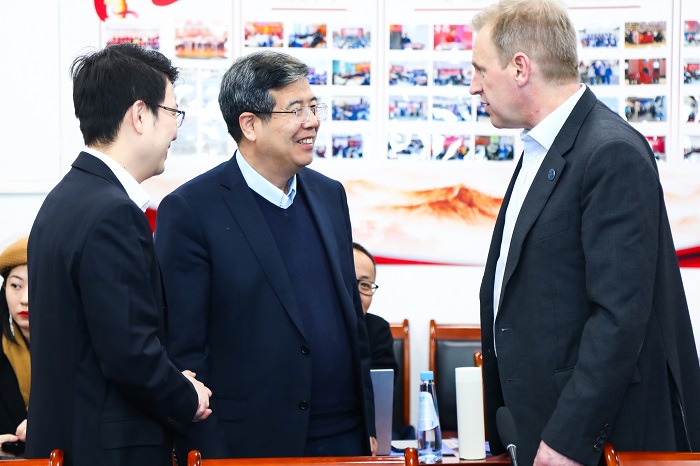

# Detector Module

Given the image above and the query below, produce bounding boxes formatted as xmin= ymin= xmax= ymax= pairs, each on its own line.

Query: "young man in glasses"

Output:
xmin=26 ymin=43 xmax=211 ymax=466
xmin=154 ymin=50 xmax=377 ymax=462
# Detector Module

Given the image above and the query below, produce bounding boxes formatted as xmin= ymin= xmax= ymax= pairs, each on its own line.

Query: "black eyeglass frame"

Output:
xmin=357 ymin=279 xmax=379 ymax=296
xmin=157 ymin=104 xmax=186 ymax=127
xmin=254 ymin=104 xmax=327 ymax=124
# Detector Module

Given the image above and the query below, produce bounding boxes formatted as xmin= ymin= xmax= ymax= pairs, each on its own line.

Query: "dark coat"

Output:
xmin=480 ymin=88 xmax=700 ymax=466
xmin=154 ymin=155 xmax=375 ymax=460
xmin=26 ymin=153 xmax=198 ymax=466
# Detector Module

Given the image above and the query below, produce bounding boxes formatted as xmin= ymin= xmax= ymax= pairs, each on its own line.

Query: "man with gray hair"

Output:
xmin=154 ymin=50 xmax=377 ymax=462
xmin=471 ymin=0 xmax=700 ymax=465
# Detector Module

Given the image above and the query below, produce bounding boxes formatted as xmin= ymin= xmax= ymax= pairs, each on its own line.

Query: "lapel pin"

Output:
xmin=548 ymin=168 xmax=556 ymax=181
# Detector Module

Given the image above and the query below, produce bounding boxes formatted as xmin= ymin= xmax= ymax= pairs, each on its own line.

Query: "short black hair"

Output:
xmin=71 ymin=43 xmax=179 ymax=146
xmin=353 ymin=242 xmax=376 ymax=268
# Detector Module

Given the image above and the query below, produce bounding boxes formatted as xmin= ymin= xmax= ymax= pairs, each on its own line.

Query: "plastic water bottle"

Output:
xmin=416 ymin=370 xmax=442 ymax=463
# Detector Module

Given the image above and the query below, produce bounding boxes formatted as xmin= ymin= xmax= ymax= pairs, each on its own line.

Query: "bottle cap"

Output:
xmin=420 ymin=371 xmax=434 ymax=381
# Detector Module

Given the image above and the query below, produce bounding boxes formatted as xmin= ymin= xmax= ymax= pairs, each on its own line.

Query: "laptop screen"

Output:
xmin=370 ymin=368 xmax=394 ymax=456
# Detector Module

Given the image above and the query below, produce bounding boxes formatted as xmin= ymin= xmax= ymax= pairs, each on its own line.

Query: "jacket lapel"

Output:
xmin=219 ymin=156 xmax=306 ymax=337
xmin=499 ymin=88 xmax=598 ymax=309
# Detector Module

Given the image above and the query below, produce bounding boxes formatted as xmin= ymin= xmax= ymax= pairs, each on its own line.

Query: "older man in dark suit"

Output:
xmin=27 ymin=43 xmax=211 ymax=466
xmin=470 ymin=1 xmax=700 ymax=465
xmin=154 ymin=51 xmax=376 ymax=463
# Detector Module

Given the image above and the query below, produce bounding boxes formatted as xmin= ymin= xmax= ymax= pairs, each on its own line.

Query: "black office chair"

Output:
xmin=428 ymin=320 xmax=481 ymax=434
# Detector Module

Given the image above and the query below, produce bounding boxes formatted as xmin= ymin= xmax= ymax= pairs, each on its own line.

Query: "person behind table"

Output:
xmin=154 ymin=50 xmax=376 ymax=462
xmin=470 ymin=0 xmax=700 ymax=464
xmin=352 ymin=242 xmax=413 ymax=440
xmin=26 ymin=43 xmax=211 ymax=466
xmin=0 ymin=237 xmax=30 ymax=446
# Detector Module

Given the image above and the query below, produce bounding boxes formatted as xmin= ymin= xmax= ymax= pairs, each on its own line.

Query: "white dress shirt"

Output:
xmin=492 ymin=84 xmax=587 ymax=351
xmin=236 ymin=150 xmax=297 ymax=209
xmin=83 ymin=147 xmax=151 ymax=212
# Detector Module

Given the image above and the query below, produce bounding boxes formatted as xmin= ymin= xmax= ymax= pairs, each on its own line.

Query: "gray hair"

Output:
xmin=219 ymin=50 xmax=309 ymax=143
xmin=471 ymin=0 xmax=579 ymax=84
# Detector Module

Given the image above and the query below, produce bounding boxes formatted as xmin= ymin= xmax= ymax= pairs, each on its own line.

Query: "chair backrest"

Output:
xmin=0 ymin=449 xmax=64 ymax=465
xmin=604 ymin=443 xmax=700 ymax=466
xmin=428 ymin=320 xmax=481 ymax=433
xmin=187 ymin=447 xmax=420 ymax=465
xmin=389 ymin=319 xmax=410 ymax=428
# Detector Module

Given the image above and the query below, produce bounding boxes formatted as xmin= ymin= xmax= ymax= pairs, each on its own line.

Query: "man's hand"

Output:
xmin=15 ymin=419 xmax=27 ymax=442
xmin=369 ymin=436 xmax=378 ymax=456
xmin=533 ymin=440 xmax=583 ymax=466
xmin=182 ymin=370 xmax=213 ymax=421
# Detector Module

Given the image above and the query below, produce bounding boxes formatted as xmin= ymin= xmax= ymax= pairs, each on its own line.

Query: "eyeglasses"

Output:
xmin=257 ymin=104 xmax=328 ymax=124
xmin=357 ymin=279 xmax=379 ymax=296
xmin=157 ymin=104 xmax=186 ymax=127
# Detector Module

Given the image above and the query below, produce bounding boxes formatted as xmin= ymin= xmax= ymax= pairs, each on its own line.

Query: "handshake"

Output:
xmin=182 ymin=370 xmax=213 ymax=422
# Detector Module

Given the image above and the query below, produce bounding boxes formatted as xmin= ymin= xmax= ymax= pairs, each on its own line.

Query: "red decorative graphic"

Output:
xmin=95 ymin=0 xmax=180 ymax=22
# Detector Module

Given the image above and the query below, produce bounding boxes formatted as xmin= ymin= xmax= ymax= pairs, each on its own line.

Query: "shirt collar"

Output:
xmin=236 ymin=150 xmax=297 ymax=209
xmin=521 ymin=83 xmax=586 ymax=153
xmin=83 ymin=147 xmax=150 ymax=212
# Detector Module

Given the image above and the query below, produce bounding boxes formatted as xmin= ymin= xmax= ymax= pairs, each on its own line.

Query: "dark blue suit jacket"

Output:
xmin=480 ymin=88 xmax=700 ymax=465
xmin=27 ymin=153 xmax=198 ymax=466
xmin=154 ymin=155 xmax=375 ymax=460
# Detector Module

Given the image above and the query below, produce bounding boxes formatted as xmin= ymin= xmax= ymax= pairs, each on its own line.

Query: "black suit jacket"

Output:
xmin=0 ymin=351 xmax=25 ymax=435
xmin=365 ymin=313 xmax=398 ymax=375
xmin=480 ymin=88 xmax=700 ymax=465
xmin=26 ymin=153 xmax=198 ymax=466
xmin=154 ymin=155 xmax=375 ymax=460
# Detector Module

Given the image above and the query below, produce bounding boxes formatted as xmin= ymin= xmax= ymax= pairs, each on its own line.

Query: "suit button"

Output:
xmin=299 ymin=401 xmax=309 ymax=410
xmin=593 ymin=444 xmax=601 ymax=452
xmin=301 ymin=345 xmax=310 ymax=355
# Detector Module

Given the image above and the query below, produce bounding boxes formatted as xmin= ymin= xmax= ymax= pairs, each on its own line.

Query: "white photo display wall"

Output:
xmin=99 ymin=0 xmax=699 ymax=163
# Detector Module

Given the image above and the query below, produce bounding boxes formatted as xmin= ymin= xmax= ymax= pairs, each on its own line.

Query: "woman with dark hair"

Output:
xmin=0 ymin=237 xmax=30 ymax=446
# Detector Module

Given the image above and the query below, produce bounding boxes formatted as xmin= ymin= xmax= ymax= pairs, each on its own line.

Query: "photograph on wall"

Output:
xmin=332 ymin=134 xmax=364 ymax=158
xmin=624 ymin=96 xmax=666 ymax=122
xmin=684 ymin=60 xmax=700 ymax=84
xmin=332 ymin=26 xmax=371 ymax=49
xmin=683 ymin=135 xmax=700 ymax=161
xmin=685 ymin=21 xmax=700 ymax=46
xmin=244 ymin=21 xmax=283 ymax=47
xmin=579 ymin=59 xmax=620 ymax=85
xmin=105 ymin=25 xmax=160 ymax=50
xmin=387 ymin=132 xmax=429 ymax=159
xmin=625 ymin=58 xmax=666 ymax=84
xmin=432 ymin=95 xmax=472 ymax=122
xmin=332 ymin=60 xmax=371 ymax=85
xmin=682 ymin=96 xmax=700 ymax=122
xmin=433 ymin=24 xmax=472 ymax=50
xmin=306 ymin=59 xmax=329 ymax=85
xmin=475 ymin=102 xmax=491 ymax=123
xmin=313 ymin=134 xmax=330 ymax=158
xmin=475 ymin=135 xmax=515 ymax=161
xmin=172 ymin=67 xmax=229 ymax=157
xmin=599 ymin=97 xmax=620 ymax=116
xmin=175 ymin=20 xmax=228 ymax=59
xmin=388 ymin=61 xmax=428 ymax=86
xmin=332 ymin=96 xmax=370 ymax=120
xmin=288 ymin=23 xmax=327 ymax=48
xmin=646 ymin=135 xmax=666 ymax=161
xmin=624 ymin=21 xmax=666 ymax=47
xmin=388 ymin=95 xmax=428 ymax=120
xmin=433 ymin=61 xmax=472 ymax=86
xmin=431 ymin=134 xmax=471 ymax=160
xmin=388 ymin=24 xmax=429 ymax=50
xmin=578 ymin=23 xmax=619 ymax=47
